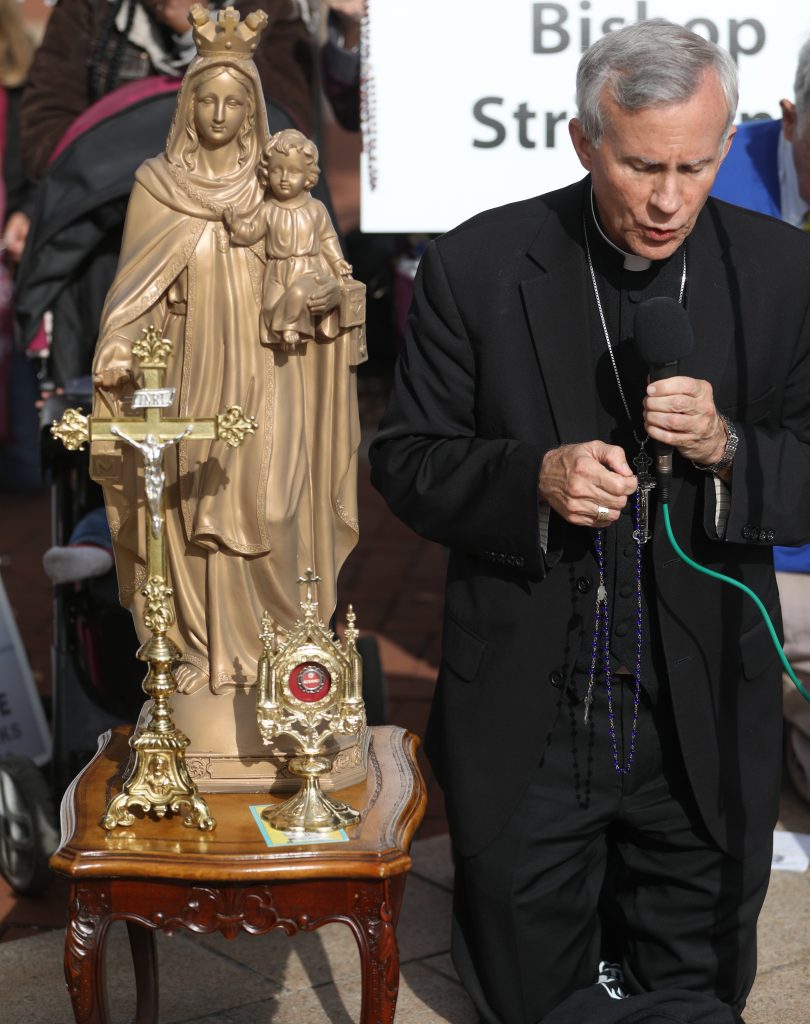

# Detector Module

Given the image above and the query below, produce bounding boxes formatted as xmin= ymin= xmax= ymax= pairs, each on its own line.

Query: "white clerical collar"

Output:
xmin=590 ymin=189 xmax=652 ymax=271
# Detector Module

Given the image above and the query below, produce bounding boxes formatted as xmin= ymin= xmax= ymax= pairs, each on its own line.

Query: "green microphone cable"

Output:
xmin=661 ymin=503 xmax=810 ymax=703
xmin=632 ymin=297 xmax=807 ymax=701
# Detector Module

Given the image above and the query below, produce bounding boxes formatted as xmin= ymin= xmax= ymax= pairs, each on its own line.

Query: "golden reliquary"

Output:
xmin=255 ymin=570 xmax=367 ymax=833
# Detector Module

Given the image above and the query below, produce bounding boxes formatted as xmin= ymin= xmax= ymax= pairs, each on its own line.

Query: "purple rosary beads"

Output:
xmin=584 ymin=491 xmax=643 ymax=776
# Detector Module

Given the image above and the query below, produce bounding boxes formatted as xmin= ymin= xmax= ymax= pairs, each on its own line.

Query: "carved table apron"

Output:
xmin=51 ymin=725 xmax=426 ymax=1024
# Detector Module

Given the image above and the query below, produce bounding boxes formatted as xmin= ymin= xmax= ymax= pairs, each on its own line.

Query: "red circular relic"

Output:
xmin=288 ymin=661 xmax=332 ymax=703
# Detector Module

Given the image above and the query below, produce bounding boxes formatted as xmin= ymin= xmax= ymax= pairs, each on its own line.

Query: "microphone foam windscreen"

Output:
xmin=634 ymin=297 xmax=695 ymax=364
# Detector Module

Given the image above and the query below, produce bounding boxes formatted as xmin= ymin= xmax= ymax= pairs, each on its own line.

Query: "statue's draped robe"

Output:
xmin=92 ymin=155 xmax=362 ymax=693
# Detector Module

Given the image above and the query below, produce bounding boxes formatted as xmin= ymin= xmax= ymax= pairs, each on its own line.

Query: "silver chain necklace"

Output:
xmin=582 ymin=215 xmax=687 ymax=543
xmin=583 ymin=217 xmax=686 ymax=445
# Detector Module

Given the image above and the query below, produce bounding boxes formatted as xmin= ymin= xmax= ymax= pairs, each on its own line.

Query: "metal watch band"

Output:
xmin=692 ymin=413 xmax=738 ymax=473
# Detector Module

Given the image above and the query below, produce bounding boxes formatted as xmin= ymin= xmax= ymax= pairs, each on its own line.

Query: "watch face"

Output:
xmin=288 ymin=661 xmax=332 ymax=703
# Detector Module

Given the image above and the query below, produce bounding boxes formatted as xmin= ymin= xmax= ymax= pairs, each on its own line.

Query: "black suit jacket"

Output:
xmin=370 ymin=177 xmax=810 ymax=858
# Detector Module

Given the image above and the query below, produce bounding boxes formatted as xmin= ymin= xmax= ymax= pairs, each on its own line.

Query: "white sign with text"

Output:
xmin=361 ymin=1 xmax=805 ymax=232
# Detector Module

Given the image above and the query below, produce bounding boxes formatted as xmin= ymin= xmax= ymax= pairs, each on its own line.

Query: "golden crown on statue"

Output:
xmin=188 ymin=4 xmax=268 ymax=58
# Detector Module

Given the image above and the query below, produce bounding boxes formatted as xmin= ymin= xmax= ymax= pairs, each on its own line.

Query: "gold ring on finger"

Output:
xmin=595 ymin=505 xmax=610 ymax=523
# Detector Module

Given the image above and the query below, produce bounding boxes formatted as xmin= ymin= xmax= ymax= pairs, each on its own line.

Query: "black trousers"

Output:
xmin=451 ymin=675 xmax=773 ymax=1024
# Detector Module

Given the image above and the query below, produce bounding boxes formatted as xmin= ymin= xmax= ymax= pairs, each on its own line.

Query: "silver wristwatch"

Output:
xmin=692 ymin=413 xmax=738 ymax=474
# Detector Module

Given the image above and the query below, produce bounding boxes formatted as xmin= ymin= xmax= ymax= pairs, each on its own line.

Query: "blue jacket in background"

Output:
xmin=712 ymin=118 xmax=808 ymax=573
xmin=711 ymin=118 xmax=782 ymax=218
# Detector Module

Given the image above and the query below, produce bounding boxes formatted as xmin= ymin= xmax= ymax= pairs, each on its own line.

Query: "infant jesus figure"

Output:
xmin=224 ymin=128 xmax=352 ymax=349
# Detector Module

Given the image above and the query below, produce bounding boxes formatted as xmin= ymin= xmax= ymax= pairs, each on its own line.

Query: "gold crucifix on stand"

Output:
xmin=51 ymin=326 xmax=257 ymax=831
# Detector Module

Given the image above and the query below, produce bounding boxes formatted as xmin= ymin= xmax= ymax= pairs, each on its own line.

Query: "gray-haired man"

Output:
xmin=372 ymin=18 xmax=810 ymax=1023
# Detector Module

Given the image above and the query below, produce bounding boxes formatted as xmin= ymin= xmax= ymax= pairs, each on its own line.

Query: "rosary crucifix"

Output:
xmin=632 ymin=447 xmax=655 ymax=544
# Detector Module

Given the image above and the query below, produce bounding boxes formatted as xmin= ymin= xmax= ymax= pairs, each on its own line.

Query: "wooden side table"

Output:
xmin=50 ymin=725 xmax=427 ymax=1024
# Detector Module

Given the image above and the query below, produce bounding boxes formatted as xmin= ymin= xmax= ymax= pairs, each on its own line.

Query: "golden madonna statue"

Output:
xmin=91 ymin=6 xmax=368 ymax=788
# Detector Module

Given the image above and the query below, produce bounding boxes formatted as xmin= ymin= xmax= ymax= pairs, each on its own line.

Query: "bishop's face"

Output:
xmin=193 ymin=71 xmax=249 ymax=149
xmin=568 ymin=71 xmax=735 ymax=260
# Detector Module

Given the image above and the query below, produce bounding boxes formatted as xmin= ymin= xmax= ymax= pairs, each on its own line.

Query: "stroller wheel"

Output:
xmin=0 ymin=756 xmax=59 ymax=896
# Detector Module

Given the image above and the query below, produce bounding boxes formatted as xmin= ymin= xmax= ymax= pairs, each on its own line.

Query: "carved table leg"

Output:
xmin=350 ymin=876 xmax=407 ymax=1024
xmin=126 ymin=919 xmax=159 ymax=1024
xmin=64 ymin=884 xmax=113 ymax=1023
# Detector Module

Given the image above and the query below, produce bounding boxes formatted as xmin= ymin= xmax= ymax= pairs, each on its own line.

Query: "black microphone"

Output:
xmin=633 ymin=297 xmax=695 ymax=502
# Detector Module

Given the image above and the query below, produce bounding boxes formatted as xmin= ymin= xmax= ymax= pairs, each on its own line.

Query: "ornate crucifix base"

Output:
xmin=101 ymin=580 xmax=215 ymax=832
xmin=101 ymin=733 xmax=215 ymax=832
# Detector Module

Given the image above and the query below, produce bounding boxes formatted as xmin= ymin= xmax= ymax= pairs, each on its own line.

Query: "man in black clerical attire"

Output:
xmin=370 ymin=18 xmax=810 ymax=1024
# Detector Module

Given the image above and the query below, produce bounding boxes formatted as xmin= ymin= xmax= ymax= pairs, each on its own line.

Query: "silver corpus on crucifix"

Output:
xmin=583 ymin=211 xmax=687 ymax=544
xmin=110 ymin=424 xmax=192 ymax=538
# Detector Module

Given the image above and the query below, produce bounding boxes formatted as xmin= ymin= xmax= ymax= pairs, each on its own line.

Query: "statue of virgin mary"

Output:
xmin=91 ymin=6 xmax=366 ymax=787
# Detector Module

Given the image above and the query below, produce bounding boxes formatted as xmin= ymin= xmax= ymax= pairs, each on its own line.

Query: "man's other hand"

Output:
xmin=538 ymin=441 xmax=637 ymax=526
